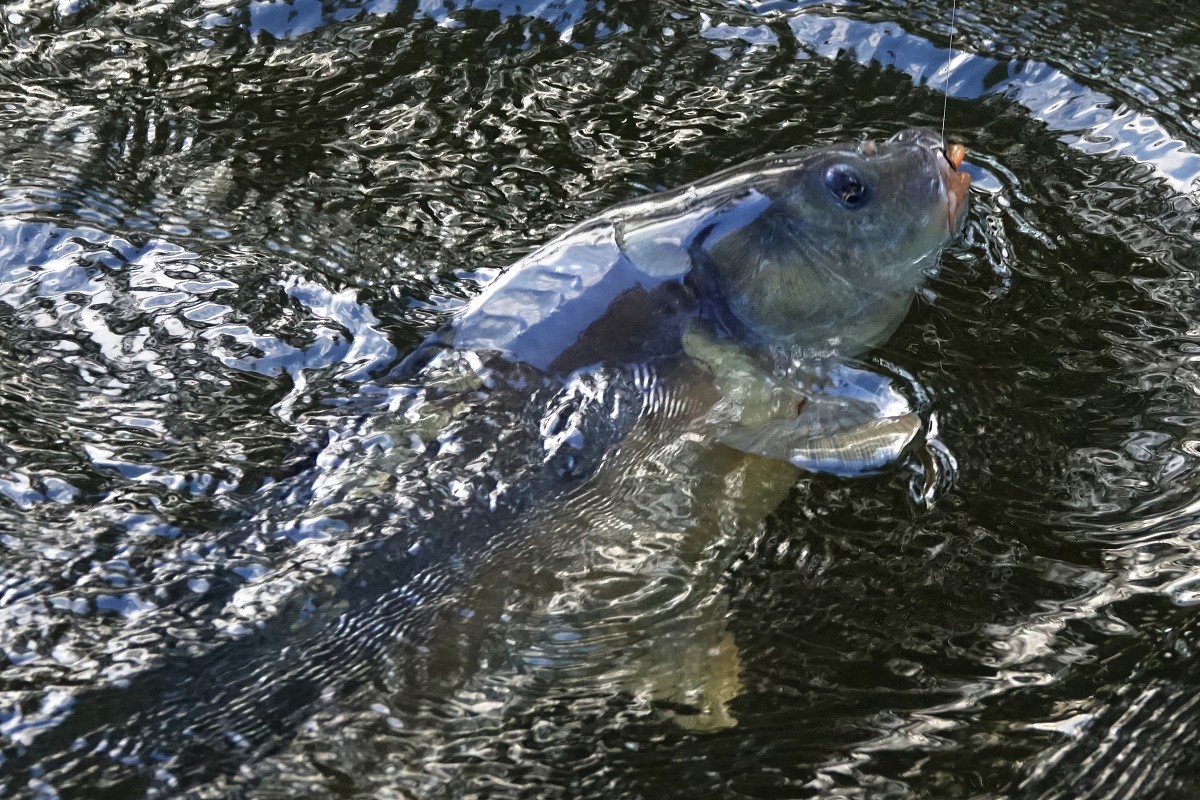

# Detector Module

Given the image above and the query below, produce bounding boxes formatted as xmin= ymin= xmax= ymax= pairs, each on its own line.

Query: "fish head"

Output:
xmin=705 ymin=127 xmax=970 ymax=356
xmin=828 ymin=127 xmax=971 ymax=261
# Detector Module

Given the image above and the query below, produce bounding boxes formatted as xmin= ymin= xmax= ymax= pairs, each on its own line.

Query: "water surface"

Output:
xmin=2 ymin=0 xmax=1200 ymax=797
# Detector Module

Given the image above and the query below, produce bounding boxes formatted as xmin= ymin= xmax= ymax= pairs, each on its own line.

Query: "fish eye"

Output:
xmin=823 ymin=164 xmax=871 ymax=210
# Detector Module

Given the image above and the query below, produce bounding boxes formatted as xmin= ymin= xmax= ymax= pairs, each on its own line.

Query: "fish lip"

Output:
xmin=936 ymin=143 xmax=971 ymax=233
xmin=885 ymin=128 xmax=971 ymax=233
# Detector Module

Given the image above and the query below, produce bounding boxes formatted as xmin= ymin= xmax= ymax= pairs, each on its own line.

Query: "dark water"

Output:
xmin=2 ymin=0 xmax=1200 ymax=797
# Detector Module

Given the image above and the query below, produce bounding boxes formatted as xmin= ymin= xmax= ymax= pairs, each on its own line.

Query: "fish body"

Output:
xmin=1 ymin=128 xmax=969 ymax=797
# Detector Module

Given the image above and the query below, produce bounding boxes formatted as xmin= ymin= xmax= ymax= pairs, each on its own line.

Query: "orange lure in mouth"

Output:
xmin=945 ymin=142 xmax=966 ymax=169
xmin=942 ymin=142 xmax=971 ymax=230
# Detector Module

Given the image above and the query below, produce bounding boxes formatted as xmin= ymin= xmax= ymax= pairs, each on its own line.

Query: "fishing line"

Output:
xmin=940 ymin=0 xmax=957 ymax=145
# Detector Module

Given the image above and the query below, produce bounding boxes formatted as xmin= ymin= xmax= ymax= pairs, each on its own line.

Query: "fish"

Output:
xmin=0 ymin=127 xmax=969 ymax=798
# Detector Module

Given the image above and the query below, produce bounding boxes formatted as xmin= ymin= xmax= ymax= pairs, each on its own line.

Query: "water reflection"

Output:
xmin=197 ymin=0 xmax=1200 ymax=197
xmin=704 ymin=12 xmax=1200 ymax=196
xmin=239 ymin=0 xmax=613 ymax=41
xmin=3 ymin=0 xmax=1200 ymax=797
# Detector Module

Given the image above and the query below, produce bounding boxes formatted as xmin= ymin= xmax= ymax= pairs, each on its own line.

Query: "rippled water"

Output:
xmin=2 ymin=0 xmax=1200 ymax=797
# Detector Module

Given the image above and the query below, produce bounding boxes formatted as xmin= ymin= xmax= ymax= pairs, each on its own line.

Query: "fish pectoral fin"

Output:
xmin=718 ymin=412 xmax=923 ymax=477
xmin=636 ymin=615 xmax=743 ymax=732
xmin=681 ymin=321 xmax=809 ymax=425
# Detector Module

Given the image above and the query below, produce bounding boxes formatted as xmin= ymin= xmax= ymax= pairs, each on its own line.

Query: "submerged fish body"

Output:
xmin=1 ymin=129 xmax=968 ymax=797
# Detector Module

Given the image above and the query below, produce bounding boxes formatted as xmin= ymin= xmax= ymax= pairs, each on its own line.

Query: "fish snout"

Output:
xmin=939 ymin=142 xmax=971 ymax=231
xmin=883 ymin=128 xmax=971 ymax=231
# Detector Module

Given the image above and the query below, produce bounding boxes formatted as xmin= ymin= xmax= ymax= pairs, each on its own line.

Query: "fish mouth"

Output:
xmin=879 ymin=128 xmax=971 ymax=234
xmin=939 ymin=141 xmax=971 ymax=233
